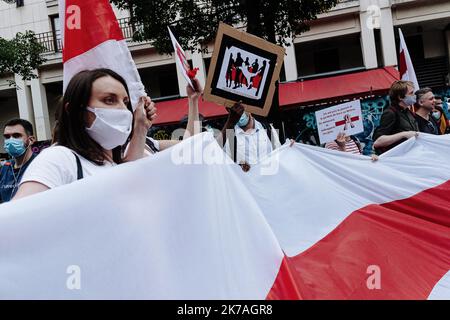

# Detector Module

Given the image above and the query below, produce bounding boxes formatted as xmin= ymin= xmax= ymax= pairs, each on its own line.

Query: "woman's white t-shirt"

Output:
xmin=20 ymin=146 xmax=117 ymax=189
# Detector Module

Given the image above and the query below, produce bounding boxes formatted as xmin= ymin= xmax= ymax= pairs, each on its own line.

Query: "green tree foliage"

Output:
xmin=0 ymin=31 xmax=47 ymax=82
xmin=110 ymin=0 xmax=339 ymax=53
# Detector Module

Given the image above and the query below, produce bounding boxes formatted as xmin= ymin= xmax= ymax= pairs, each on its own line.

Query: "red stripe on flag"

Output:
xmin=399 ymin=50 xmax=407 ymax=79
xmin=63 ymin=0 xmax=124 ymax=62
xmin=267 ymin=180 xmax=450 ymax=299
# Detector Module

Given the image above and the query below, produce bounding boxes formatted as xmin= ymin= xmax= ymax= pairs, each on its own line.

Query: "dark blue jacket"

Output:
xmin=0 ymin=154 xmax=36 ymax=203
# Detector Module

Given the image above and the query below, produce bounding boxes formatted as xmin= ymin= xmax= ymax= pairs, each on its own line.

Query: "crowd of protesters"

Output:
xmin=0 ymin=69 xmax=448 ymax=203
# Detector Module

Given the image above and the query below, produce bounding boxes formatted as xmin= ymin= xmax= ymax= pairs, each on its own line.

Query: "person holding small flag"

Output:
xmin=13 ymin=69 xmax=156 ymax=200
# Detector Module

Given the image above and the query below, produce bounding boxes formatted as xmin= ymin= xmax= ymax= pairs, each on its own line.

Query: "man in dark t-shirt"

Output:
xmin=415 ymin=114 xmax=440 ymax=135
xmin=414 ymin=88 xmax=440 ymax=135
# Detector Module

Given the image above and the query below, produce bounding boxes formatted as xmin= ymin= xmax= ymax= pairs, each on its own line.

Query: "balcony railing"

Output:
xmin=117 ymin=17 xmax=140 ymax=41
xmin=35 ymin=17 xmax=141 ymax=54
xmin=35 ymin=31 xmax=62 ymax=54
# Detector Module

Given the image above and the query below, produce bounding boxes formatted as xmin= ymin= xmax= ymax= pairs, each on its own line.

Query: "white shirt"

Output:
xmin=224 ymin=119 xmax=281 ymax=165
xmin=20 ymin=146 xmax=116 ymax=189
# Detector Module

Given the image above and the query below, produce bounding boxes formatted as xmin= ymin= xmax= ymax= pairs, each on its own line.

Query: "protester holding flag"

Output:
xmin=13 ymin=69 xmax=156 ymax=200
xmin=373 ymin=80 xmax=419 ymax=154
xmin=145 ymin=78 xmax=204 ymax=155
xmin=55 ymin=0 xmax=203 ymax=157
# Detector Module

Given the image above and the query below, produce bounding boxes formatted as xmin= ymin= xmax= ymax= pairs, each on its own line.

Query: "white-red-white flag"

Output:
xmin=0 ymin=133 xmax=449 ymax=299
xmin=168 ymin=27 xmax=195 ymax=90
xmin=398 ymin=28 xmax=419 ymax=91
xmin=248 ymin=134 xmax=450 ymax=299
xmin=59 ymin=0 xmax=146 ymax=109
xmin=0 ymin=133 xmax=298 ymax=299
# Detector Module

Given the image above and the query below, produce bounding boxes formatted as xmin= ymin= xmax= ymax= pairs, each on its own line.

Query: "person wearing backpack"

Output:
xmin=373 ymin=80 xmax=419 ymax=154
xmin=219 ymin=102 xmax=281 ymax=172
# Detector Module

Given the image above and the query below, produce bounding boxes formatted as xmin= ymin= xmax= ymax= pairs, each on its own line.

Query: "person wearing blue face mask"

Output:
xmin=218 ymin=101 xmax=281 ymax=172
xmin=0 ymin=119 xmax=36 ymax=203
xmin=433 ymin=95 xmax=450 ymax=134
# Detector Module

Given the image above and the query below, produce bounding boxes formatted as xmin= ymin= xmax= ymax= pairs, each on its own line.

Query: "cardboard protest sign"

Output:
xmin=204 ymin=23 xmax=285 ymax=117
xmin=168 ymin=27 xmax=196 ymax=90
xmin=315 ymin=100 xmax=364 ymax=144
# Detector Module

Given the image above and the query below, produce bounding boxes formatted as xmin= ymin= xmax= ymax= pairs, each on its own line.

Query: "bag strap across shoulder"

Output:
xmin=72 ymin=152 xmax=83 ymax=180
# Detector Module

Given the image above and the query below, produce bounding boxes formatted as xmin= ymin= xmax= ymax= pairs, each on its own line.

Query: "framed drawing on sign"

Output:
xmin=204 ymin=22 xmax=285 ymax=117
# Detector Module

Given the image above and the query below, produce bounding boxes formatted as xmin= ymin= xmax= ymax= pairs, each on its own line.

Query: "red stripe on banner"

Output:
xmin=267 ymin=180 xmax=450 ymax=300
xmin=266 ymin=258 xmax=303 ymax=300
xmin=63 ymin=0 xmax=124 ymax=62
xmin=176 ymin=44 xmax=187 ymax=61
xmin=335 ymin=116 xmax=360 ymax=127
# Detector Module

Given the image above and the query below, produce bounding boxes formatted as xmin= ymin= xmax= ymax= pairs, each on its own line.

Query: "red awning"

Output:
xmin=152 ymin=67 xmax=399 ymax=125
xmin=152 ymin=97 xmax=228 ymax=125
xmin=279 ymin=67 xmax=399 ymax=108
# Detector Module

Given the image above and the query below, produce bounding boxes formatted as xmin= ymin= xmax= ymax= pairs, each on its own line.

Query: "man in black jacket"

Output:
xmin=373 ymin=80 xmax=419 ymax=154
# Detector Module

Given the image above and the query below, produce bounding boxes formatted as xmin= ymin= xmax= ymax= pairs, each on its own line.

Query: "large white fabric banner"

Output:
xmin=0 ymin=134 xmax=283 ymax=299
xmin=0 ymin=133 xmax=449 ymax=299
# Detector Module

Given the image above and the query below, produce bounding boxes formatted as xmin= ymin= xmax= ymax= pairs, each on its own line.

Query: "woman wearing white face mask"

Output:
xmin=13 ymin=69 xmax=156 ymax=200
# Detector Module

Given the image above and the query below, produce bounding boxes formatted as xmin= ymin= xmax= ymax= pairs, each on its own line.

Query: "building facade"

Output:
xmin=0 ymin=0 xmax=450 ymax=151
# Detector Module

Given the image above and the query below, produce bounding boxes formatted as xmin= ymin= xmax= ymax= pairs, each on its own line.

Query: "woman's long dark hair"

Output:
xmin=54 ymin=69 xmax=134 ymax=165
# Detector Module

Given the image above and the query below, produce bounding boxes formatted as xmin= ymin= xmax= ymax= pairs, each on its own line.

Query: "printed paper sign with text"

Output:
xmin=315 ymin=100 xmax=364 ymax=144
